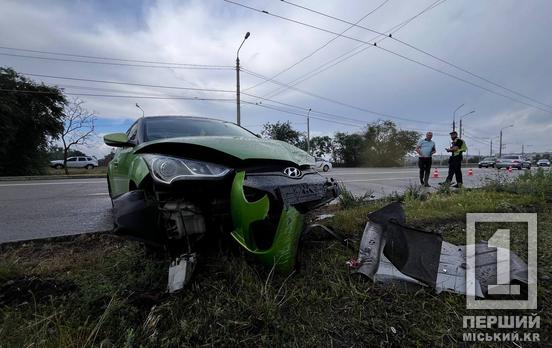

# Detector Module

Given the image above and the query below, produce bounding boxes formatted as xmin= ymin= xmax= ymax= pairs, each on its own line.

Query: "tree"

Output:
xmin=361 ymin=120 xmax=420 ymax=167
xmin=310 ymin=135 xmax=333 ymax=157
xmin=332 ymin=132 xmax=365 ymax=166
xmin=59 ymin=98 xmax=96 ymax=174
xmin=46 ymin=145 xmax=85 ymax=161
xmin=98 ymin=150 xmax=115 ymax=167
xmin=0 ymin=67 xmax=66 ymax=175
xmin=261 ymin=121 xmax=305 ymax=148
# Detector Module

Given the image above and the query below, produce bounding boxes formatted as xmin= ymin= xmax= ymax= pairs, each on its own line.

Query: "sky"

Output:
xmin=0 ymin=0 xmax=551 ymax=158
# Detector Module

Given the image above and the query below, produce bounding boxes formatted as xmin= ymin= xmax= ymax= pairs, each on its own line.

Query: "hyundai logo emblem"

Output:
xmin=283 ymin=167 xmax=302 ymax=178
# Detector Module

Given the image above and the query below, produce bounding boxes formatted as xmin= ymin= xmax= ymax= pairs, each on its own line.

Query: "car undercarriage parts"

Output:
xmin=352 ymin=203 xmax=529 ymax=297
xmin=112 ymin=190 xmax=158 ymax=238
xmin=167 ymin=253 xmax=197 ymax=293
xmin=160 ymin=202 xmax=206 ymax=240
xmin=230 ymin=171 xmax=304 ymax=273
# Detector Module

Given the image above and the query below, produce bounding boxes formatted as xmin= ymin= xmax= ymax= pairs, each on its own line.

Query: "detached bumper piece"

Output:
xmin=230 ymin=171 xmax=305 ymax=273
xmin=352 ymin=203 xmax=528 ymax=298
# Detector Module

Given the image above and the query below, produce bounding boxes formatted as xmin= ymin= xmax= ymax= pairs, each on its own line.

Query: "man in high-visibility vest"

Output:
xmin=440 ymin=131 xmax=467 ymax=188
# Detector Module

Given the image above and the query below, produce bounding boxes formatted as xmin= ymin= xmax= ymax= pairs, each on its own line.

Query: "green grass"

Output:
xmin=1 ymin=171 xmax=551 ymax=347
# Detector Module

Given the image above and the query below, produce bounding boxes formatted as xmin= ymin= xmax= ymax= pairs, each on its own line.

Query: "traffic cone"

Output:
xmin=433 ymin=169 xmax=439 ymax=178
xmin=467 ymin=168 xmax=473 ymax=176
xmin=508 ymin=166 xmax=512 ymax=173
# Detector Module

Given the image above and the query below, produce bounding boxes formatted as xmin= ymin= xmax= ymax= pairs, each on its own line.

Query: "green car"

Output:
xmin=104 ymin=116 xmax=340 ymax=273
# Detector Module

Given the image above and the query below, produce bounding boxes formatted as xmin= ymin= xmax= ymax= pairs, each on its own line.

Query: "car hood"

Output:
xmin=134 ymin=136 xmax=315 ymax=166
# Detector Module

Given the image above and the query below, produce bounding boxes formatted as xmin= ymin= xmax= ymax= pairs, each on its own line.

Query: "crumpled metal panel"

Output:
xmin=354 ymin=203 xmax=528 ymax=298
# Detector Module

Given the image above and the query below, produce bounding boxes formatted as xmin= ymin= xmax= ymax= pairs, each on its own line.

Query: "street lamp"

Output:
xmin=452 ymin=103 xmax=464 ymax=132
xmin=499 ymin=125 xmax=514 ymax=158
xmin=236 ymin=32 xmax=250 ymax=126
xmin=135 ymin=103 xmax=144 ymax=118
xmin=458 ymin=110 xmax=475 ymax=138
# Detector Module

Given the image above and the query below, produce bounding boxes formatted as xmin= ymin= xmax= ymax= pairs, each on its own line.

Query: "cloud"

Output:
xmin=1 ymin=0 xmax=551 ymax=156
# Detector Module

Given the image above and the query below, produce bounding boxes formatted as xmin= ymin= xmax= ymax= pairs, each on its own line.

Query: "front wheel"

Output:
xmin=323 ymin=165 xmax=330 ymax=172
xmin=85 ymin=164 xmax=94 ymax=169
xmin=54 ymin=164 xmax=63 ymax=169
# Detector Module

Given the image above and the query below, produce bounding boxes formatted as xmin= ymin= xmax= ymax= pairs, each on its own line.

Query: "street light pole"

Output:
xmin=135 ymin=103 xmax=145 ymax=118
xmin=236 ymin=32 xmax=250 ymax=126
xmin=499 ymin=125 xmax=514 ymax=158
xmin=306 ymin=108 xmax=311 ymax=154
xmin=453 ymin=103 xmax=464 ymax=132
xmin=458 ymin=110 xmax=475 ymax=138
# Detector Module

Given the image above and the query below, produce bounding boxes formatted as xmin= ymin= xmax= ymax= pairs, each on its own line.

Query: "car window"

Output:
xmin=144 ymin=117 xmax=256 ymax=141
xmin=483 ymin=157 xmax=495 ymax=161
xmin=87 ymin=157 xmax=92 ymax=161
xmin=127 ymin=122 xmax=139 ymax=143
xmin=78 ymin=158 xmax=86 ymax=161
xmin=67 ymin=158 xmax=76 ymax=162
xmin=502 ymin=156 xmax=519 ymax=159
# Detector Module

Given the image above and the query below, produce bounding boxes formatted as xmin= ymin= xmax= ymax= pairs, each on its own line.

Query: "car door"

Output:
xmin=66 ymin=157 xmax=78 ymax=168
xmin=77 ymin=157 xmax=87 ymax=168
xmin=110 ymin=121 xmax=139 ymax=197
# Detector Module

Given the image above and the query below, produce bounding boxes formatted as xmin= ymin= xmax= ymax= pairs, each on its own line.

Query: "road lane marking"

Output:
xmin=0 ymin=180 xmax=105 ymax=187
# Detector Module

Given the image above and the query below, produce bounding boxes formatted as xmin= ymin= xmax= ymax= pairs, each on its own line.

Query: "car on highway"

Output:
xmin=104 ymin=116 xmax=340 ymax=275
xmin=537 ymin=159 xmax=551 ymax=167
xmin=477 ymin=157 xmax=496 ymax=168
xmin=495 ymin=155 xmax=530 ymax=170
xmin=50 ymin=156 xmax=98 ymax=169
xmin=314 ymin=157 xmax=332 ymax=172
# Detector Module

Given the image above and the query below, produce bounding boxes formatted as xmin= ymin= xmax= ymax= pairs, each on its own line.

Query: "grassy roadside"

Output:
xmin=45 ymin=166 xmax=108 ymax=175
xmin=1 ymin=170 xmax=551 ymax=347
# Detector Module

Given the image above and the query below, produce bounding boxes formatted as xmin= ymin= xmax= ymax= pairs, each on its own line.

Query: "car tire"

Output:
xmin=478 ymin=165 xmax=482 ymax=168
xmin=54 ymin=164 xmax=63 ymax=169
xmin=323 ymin=165 xmax=330 ymax=172
xmin=85 ymin=164 xmax=94 ymax=169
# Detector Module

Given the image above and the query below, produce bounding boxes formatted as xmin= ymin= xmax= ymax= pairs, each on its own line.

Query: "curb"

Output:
xmin=0 ymin=174 xmax=106 ymax=181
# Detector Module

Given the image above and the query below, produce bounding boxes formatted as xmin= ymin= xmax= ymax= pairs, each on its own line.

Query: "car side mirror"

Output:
xmin=104 ymin=133 xmax=134 ymax=147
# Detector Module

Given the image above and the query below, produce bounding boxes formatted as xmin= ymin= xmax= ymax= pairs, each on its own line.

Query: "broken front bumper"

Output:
xmin=231 ymin=170 xmax=340 ymax=272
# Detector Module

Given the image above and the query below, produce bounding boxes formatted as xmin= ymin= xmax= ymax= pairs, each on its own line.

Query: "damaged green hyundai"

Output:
xmin=104 ymin=116 xmax=340 ymax=290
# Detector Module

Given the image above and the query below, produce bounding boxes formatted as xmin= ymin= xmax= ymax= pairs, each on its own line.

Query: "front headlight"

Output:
xmin=142 ymin=154 xmax=231 ymax=184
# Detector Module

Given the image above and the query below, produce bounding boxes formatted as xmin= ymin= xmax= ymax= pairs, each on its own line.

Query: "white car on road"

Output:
xmin=314 ymin=157 xmax=332 ymax=172
xmin=50 ymin=156 xmax=98 ymax=169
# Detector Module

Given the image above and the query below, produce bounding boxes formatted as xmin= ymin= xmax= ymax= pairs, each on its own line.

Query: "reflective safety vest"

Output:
xmin=453 ymin=138 xmax=467 ymax=156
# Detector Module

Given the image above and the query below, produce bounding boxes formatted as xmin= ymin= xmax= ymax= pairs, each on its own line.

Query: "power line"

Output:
xmin=20 ymin=70 xmax=448 ymax=129
xmin=241 ymin=67 xmax=448 ymax=125
xmin=0 ymin=89 xmax=235 ymax=101
xmin=0 ymin=45 xmax=233 ymax=68
xmin=227 ymin=0 xmax=552 ymax=114
xmin=242 ymin=0 xmax=390 ymax=92
xmin=0 ymin=52 xmax=233 ymax=70
xmin=21 ymin=72 xmax=235 ymax=93
xmin=280 ymin=0 xmax=552 ymax=111
xmin=259 ymin=0 xmax=446 ymax=99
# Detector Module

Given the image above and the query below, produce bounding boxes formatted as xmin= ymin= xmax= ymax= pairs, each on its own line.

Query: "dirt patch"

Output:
xmin=0 ymin=276 xmax=77 ymax=306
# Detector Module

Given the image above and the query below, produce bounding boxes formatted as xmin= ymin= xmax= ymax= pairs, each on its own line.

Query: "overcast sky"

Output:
xmin=1 ymin=0 xmax=551 ymax=157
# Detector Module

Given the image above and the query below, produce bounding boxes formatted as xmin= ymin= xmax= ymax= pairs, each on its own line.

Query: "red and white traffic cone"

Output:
xmin=433 ymin=169 xmax=439 ymax=178
xmin=467 ymin=168 xmax=473 ymax=176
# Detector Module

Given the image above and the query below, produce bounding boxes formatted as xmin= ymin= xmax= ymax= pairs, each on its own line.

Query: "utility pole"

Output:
xmin=459 ymin=110 xmax=475 ymax=138
xmin=522 ymin=144 xmax=524 ymax=156
xmin=236 ymin=32 xmax=250 ymax=126
xmin=499 ymin=125 xmax=514 ymax=158
xmin=453 ymin=104 xmax=464 ymax=132
xmin=306 ymin=108 xmax=311 ymax=154
xmin=490 ymin=139 xmax=493 ymax=157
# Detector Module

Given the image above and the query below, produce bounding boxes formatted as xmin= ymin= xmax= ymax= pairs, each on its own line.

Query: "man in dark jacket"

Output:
xmin=441 ymin=131 xmax=466 ymax=188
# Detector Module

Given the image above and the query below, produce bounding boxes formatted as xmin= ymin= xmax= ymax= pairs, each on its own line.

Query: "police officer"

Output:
xmin=441 ymin=131 xmax=467 ymax=188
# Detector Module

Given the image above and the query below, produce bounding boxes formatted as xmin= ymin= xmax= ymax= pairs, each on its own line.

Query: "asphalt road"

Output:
xmin=0 ymin=167 xmax=535 ymax=244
